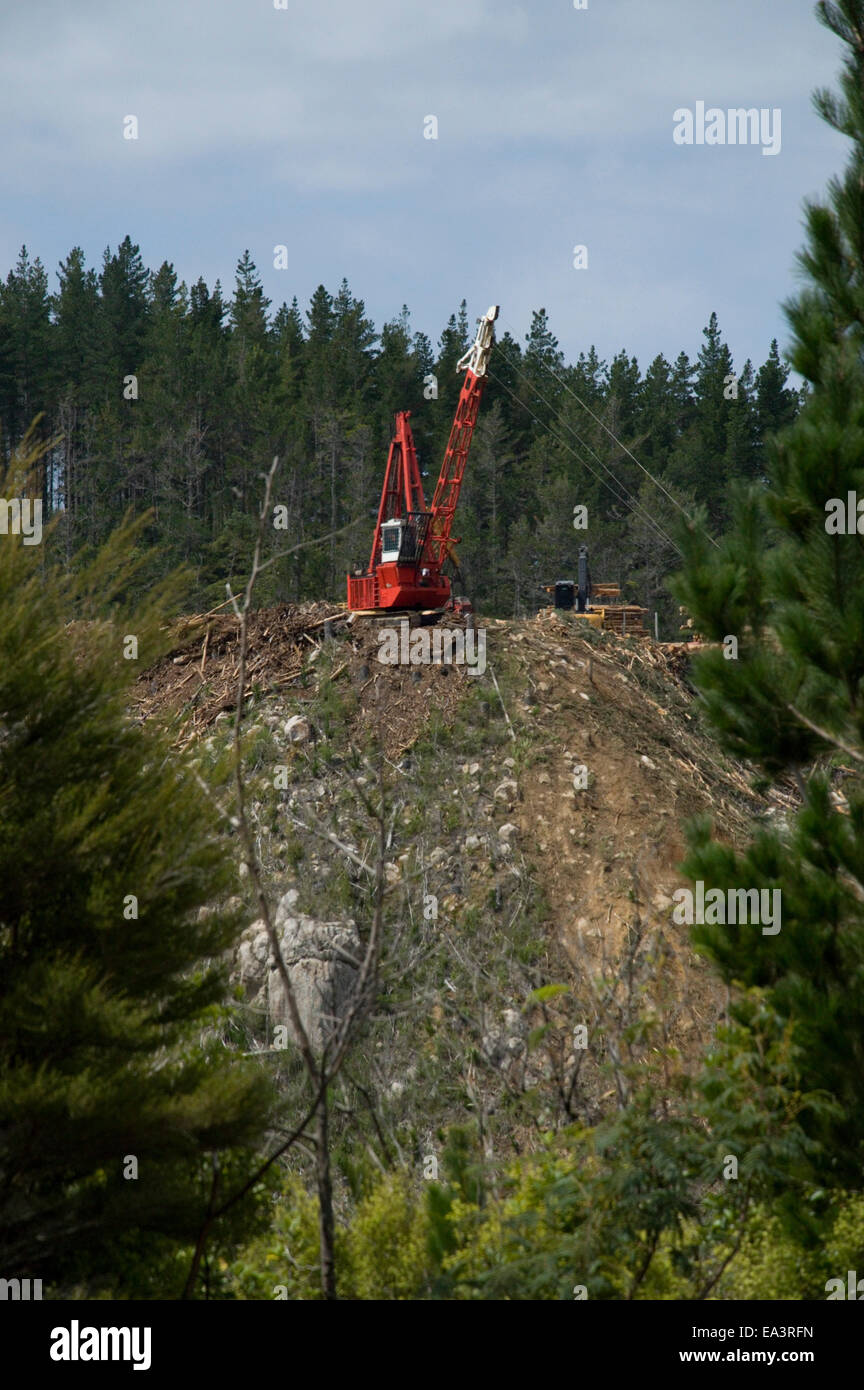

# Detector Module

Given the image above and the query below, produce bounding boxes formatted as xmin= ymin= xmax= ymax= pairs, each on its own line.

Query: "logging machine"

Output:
xmin=347 ymin=304 xmax=498 ymax=617
xmin=540 ymin=545 xmax=648 ymax=636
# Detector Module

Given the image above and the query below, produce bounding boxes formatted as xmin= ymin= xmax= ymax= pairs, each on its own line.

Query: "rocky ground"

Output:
xmin=137 ymin=603 xmax=799 ymax=1162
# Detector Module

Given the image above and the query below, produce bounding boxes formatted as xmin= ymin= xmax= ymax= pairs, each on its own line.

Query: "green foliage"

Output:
xmin=227 ymin=1174 xmax=321 ymax=1301
xmin=715 ymin=1191 xmax=864 ymax=1301
xmin=432 ymin=1096 xmax=709 ymax=1301
xmin=670 ymin=0 xmax=864 ymax=1195
xmin=339 ymin=1172 xmax=433 ymax=1300
xmin=0 ymin=462 xmax=274 ymax=1292
xmin=229 ymin=1168 xmax=434 ymax=1302
xmin=0 ymin=239 xmax=797 ymax=617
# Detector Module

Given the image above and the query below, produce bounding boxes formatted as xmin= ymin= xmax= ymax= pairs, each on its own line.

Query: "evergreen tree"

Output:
xmin=672 ymin=0 xmax=864 ymax=1188
xmin=135 ymin=262 xmax=202 ymax=550
xmin=521 ymin=307 xmax=566 ymax=431
xmin=331 ymin=277 xmax=377 ymax=399
xmin=723 ymin=357 xmax=760 ymax=486
xmin=0 ymin=474 xmax=273 ymax=1290
xmin=753 ymin=339 xmax=800 ymax=478
xmin=187 ymin=276 xmax=232 ymax=584
xmin=51 ymin=249 xmax=100 ymax=549
xmin=638 ymin=354 xmax=679 ymax=464
xmin=458 ymin=400 xmax=515 ymax=609
xmin=230 ymin=249 xmax=271 ymax=353
xmin=435 ymin=300 xmax=470 ymax=414
xmin=669 ymin=350 xmax=696 ymax=434
xmin=484 ymin=328 xmax=523 ymax=442
xmin=96 ymin=235 xmax=149 ymax=395
xmin=225 ymin=251 xmax=277 ymax=513
xmin=304 ymin=283 xmax=337 ymax=416
xmin=0 ymin=247 xmax=52 ymax=461
xmin=53 ymin=248 xmax=100 ymax=396
xmin=273 ymin=294 xmax=305 ymax=402
xmin=376 ymin=305 xmax=420 ymax=427
xmin=605 ymin=350 xmax=641 ymax=441
xmin=669 ymin=313 xmax=740 ymax=524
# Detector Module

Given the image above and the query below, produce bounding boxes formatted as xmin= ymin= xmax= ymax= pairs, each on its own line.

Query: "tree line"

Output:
xmin=0 ymin=243 xmax=799 ymax=623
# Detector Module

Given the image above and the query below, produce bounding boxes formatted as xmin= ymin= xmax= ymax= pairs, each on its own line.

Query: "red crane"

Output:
xmin=347 ymin=304 xmax=499 ymax=615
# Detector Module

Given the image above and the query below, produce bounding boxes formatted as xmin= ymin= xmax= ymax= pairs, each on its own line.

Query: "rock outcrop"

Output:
xmin=234 ymin=889 xmax=361 ymax=1053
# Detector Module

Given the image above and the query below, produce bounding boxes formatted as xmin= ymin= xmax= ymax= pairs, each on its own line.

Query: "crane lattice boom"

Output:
xmin=346 ymin=305 xmax=498 ymax=615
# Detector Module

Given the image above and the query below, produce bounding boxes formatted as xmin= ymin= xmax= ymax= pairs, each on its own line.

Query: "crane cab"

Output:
xmin=380 ymin=520 xmax=402 ymax=563
xmin=379 ymin=516 xmax=424 ymax=564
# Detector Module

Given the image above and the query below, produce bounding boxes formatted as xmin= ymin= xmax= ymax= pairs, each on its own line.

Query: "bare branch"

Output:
xmin=787 ymin=703 xmax=864 ymax=765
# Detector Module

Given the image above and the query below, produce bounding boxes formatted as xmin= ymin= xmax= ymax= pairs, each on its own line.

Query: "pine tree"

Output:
xmin=136 ymin=261 xmax=201 ymax=554
xmin=304 ymin=283 xmax=336 ymax=410
xmin=301 ymin=283 xmax=339 ymax=558
xmin=605 ymin=350 xmax=641 ymax=441
xmin=0 ymin=473 xmax=274 ymax=1291
xmin=458 ymin=400 xmax=514 ymax=609
xmin=753 ymin=339 xmax=800 ymax=479
xmin=187 ymin=276 xmax=232 ymax=586
xmin=670 ymin=350 xmax=696 ymax=434
xmin=375 ymin=305 xmax=419 ymax=426
xmin=723 ymin=357 xmax=759 ymax=486
xmin=0 ymin=247 xmax=52 ymax=461
xmin=273 ymin=294 xmax=305 ymax=391
xmin=230 ymin=249 xmax=271 ymax=353
xmin=521 ymin=307 xmax=566 ymax=430
xmin=53 ymin=248 xmax=101 ymax=533
xmin=96 ymin=235 xmax=149 ymax=395
xmin=671 ymin=0 xmax=864 ymax=1188
xmin=331 ymin=277 xmax=377 ymax=399
xmin=72 ymin=237 xmax=154 ymax=548
xmin=224 ymin=251 xmax=278 ymax=517
xmin=484 ymin=329 xmax=523 ymax=443
xmin=434 ymin=300 xmax=470 ymax=410
xmin=670 ymin=313 xmax=741 ymax=524
xmin=638 ymin=354 xmax=679 ymax=464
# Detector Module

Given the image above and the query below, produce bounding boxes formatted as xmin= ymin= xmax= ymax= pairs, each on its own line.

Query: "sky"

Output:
xmin=0 ymin=0 xmax=848 ymax=376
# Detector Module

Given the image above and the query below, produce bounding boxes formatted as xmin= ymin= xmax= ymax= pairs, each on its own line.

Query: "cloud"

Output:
xmin=0 ymin=0 xmax=847 ymax=368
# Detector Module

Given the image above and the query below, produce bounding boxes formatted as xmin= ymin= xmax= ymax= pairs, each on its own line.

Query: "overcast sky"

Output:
xmin=0 ymin=0 xmax=846 ymax=374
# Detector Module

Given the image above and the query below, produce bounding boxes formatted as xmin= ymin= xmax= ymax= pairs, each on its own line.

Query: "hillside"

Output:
xmin=134 ymin=605 xmax=797 ymax=1145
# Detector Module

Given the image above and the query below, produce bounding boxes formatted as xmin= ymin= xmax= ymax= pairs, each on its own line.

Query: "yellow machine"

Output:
xmin=541 ymin=546 xmax=647 ymax=636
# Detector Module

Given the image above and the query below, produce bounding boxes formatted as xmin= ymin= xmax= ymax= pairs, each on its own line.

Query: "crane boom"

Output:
xmin=346 ymin=303 xmax=498 ymax=615
xmin=366 ymin=410 xmax=424 ymax=573
xmin=422 ymin=305 xmax=498 ymax=571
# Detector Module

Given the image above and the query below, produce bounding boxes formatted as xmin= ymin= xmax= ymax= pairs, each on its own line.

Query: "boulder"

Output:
xmin=493 ymin=778 xmax=518 ymax=803
xmin=234 ymin=890 xmax=361 ymax=1054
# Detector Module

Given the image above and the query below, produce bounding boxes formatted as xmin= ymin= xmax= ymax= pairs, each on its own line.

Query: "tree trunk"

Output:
xmin=315 ymin=1091 xmax=337 ymax=1300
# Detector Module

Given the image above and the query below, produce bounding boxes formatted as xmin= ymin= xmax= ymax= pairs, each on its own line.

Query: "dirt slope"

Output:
xmin=135 ymin=602 xmax=798 ymax=1099
xmin=489 ymin=610 xmax=796 ymax=1062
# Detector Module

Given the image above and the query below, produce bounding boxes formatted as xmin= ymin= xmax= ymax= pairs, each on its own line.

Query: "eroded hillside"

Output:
xmin=135 ymin=604 xmax=797 ymax=1155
